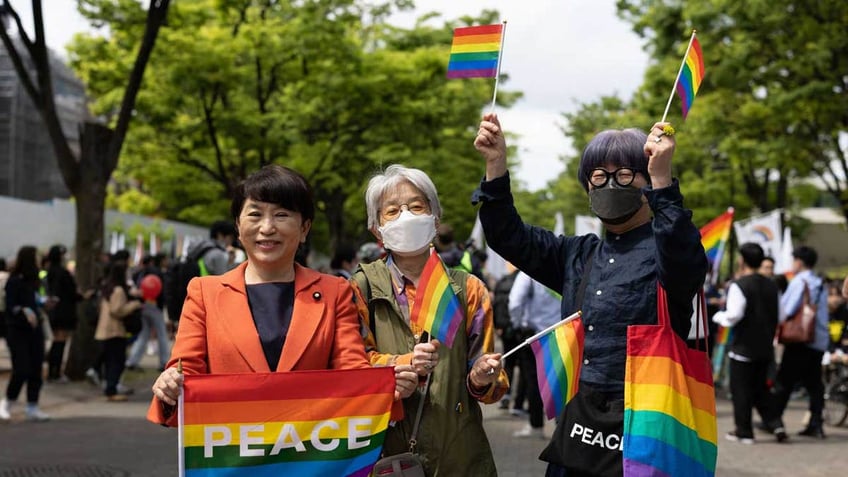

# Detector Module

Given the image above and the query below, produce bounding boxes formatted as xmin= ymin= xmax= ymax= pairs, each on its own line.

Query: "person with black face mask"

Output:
xmin=473 ymin=114 xmax=708 ymax=477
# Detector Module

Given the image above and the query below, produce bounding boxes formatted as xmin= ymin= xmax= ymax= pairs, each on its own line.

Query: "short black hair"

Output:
xmin=739 ymin=242 xmax=765 ymax=269
xmin=577 ymin=129 xmax=650 ymax=192
xmin=209 ymin=220 xmax=237 ymax=239
xmin=231 ymin=165 xmax=315 ymax=223
xmin=330 ymin=244 xmax=357 ymax=269
xmin=793 ymin=246 xmax=818 ymax=269
xmin=47 ymin=244 xmax=67 ymax=266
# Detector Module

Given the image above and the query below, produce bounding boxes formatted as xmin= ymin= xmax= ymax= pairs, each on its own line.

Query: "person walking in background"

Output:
xmin=0 ymin=258 xmax=8 ymax=341
xmin=1 ymin=246 xmax=54 ymax=421
xmin=509 ymin=271 xmax=562 ymax=438
xmin=94 ymin=259 xmax=142 ymax=402
xmin=148 ymin=165 xmax=418 ymax=426
xmin=768 ymin=246 xmax=830 ymax=439
xmin=712 ymin=243 xmax=785 ymax=444
xmin=350 ymin=164 xmax=508 ymax=476
xmin=492 ymin=263 xmax=524 ymax=414
xmin=45 ymin=244 xmax=91 ymax=383
xmin=125 ymin=254 xmax=170 ymax=371
xmin=474 ymin=114 xmax=707 ymax=476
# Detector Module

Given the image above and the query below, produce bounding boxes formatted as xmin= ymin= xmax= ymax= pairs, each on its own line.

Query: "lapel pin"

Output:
xmin=313 ymin=291 xmax=321 ymax=300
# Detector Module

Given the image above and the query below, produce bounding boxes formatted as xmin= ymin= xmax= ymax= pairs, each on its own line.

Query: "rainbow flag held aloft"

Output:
xmin=446 ymin=24 xmax=503 ymax=79
xmin=531 ymin=316 xmax=584 ymax=420
xmin=700 ymin=207 xmax=734 ymax=284
xmin=178 ymin=368 xmax=395 ymax=477
xmin=675 ymin=33 xmax=705 ymax=119
xmin=409 ymin=252 xmax=464 ymax=348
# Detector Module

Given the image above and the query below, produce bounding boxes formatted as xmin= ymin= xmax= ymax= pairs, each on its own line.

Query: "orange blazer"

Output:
xmin=147 ymin=262 xmax=370 ymax=426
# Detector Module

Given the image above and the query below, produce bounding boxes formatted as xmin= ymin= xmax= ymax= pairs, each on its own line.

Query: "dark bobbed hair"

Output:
xmin=11 ymin=245 xmax=40 ymax=286
xmin=739 ymin=242 xmax=765 ymax=269
xmin=577 ymin=129 xmax=650 ymax=192
xmin=330 ymin=244 xmax=357 ymax=269
xmin=793 ymin=245 xmax=818 ymax=269
xmin=231 ymin=165 xmax=315 ymax=223
xmin=101 ymin=261 xmax=129 ymax=300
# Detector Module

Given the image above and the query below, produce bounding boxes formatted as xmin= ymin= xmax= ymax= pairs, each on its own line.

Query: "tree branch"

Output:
xmin=108 ymin=0 xmax=171 ymax=172
xmin=200 ymin=86 xmax=228 ymax=185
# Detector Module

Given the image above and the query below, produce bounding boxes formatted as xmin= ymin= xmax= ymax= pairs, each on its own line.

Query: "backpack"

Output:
xmin=492 ymin=270 xmax=518 ymax=330
xmin=164 ymin=245 xmax=215 ymax=322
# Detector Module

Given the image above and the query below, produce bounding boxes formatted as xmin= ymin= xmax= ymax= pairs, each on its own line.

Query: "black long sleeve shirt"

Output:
xmin=474 ymin=173 xmax=707 ymax=394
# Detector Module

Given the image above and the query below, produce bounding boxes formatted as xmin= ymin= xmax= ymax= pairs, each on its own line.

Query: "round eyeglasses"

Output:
xmin=589 ymin=168 xmax=639 ymax=188
xmin=380 ymin=200 xmax=430 ymax=221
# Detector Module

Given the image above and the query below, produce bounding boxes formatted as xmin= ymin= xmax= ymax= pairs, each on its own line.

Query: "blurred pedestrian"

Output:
xmin=1 ymin=246 xmax=53 ymax=421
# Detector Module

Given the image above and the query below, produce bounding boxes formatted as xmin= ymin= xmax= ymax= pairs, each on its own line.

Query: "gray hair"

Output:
xmin=365 ymin=165 xmax=442 ymax=231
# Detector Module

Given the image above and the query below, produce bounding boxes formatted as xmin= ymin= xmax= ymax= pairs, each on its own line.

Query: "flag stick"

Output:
xmin=501 ymin=310 xmax=581 ymax=361
xmin=177 ymin=359 xmax=184 ymax=477
xmin=489 ymin=20 xmax=507 ymax=113
xmin=661 ymin=30 xmax=697 ymax=123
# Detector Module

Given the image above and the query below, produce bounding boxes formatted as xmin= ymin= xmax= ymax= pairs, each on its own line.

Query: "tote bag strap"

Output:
xmin=657 ymin=282 xmax=708 ymax=350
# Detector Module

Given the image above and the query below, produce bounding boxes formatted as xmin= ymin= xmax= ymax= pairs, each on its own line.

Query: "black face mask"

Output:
xmin=588 ymin=187 xmax=644 ymax=225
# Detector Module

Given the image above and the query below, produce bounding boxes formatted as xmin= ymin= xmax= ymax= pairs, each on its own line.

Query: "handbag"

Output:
xmin=622 ymin=284 xmax=717 ymax=477
xmin=777 ymin=284 xmax=818 ymax=344
xmin=539 ymin=385 xmax=624 ymax=476
xmin=372 ymin=375 xmax=429 ymax=477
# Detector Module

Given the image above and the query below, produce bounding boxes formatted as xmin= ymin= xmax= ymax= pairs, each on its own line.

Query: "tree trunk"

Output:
xmin=65 ymin=123 xmax=114 ymax=380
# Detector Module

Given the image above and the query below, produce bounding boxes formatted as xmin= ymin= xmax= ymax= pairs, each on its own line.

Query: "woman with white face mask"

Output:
xmin=350 ymin=164 xmax=508 ymax=476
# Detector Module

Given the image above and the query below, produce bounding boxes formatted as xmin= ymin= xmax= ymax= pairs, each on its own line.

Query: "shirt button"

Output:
xmin=583 ymin=359 xmax=589 ymax=365
xmin=615 ymin=236 xmax=621 ymax=241
xmin=609 ymin=258 xmax=615 ymax=264
xmin=588 ymin=325 xmax=594 ymax=331
xmin=596 ymin=290 xmax=602 ymax=296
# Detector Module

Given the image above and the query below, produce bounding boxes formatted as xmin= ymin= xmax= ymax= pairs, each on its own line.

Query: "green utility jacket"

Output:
xmin=353 ymin=262 xmax=498 ymax=476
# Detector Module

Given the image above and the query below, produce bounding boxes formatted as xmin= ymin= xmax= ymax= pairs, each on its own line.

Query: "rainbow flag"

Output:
xmin=178 ymin=368 xmax=395 ymax=477
xmin=675 ymin=34 xmax=705 ymax=119
xmin=531 ymin=316 xmax=584 ymax=420
xmin=410 ymin=252 xmax=464 ymax=347
xmin=700 ymin=208 xmax=733 ymax=284
xmin=446 ymin=24 xmax=503 ymax=79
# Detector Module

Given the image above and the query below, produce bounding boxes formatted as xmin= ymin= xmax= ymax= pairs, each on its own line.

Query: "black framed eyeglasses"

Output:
xmin=589 ymin=167 xmax=638 ymax=188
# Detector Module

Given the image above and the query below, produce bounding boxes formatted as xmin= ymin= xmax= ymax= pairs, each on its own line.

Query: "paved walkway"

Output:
xmin=2 ymin=341 xmax=847 ymax=476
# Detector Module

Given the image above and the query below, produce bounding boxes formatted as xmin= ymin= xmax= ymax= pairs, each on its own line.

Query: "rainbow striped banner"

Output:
xmin=700 ymin=207 xmax=734 ymax=284
xmin=675 ymin=33 xmax=705 ymax=119
xmin=409 ymin=252 xmax=464 ymax=348
xmin=531 ymin=316 xmax=584 ymax=420
xmin=624 ymin=286 xmax=717 ymax=477
xmin=178 ymin=368 xmax=395 ymax=477
xmin=446 ymin=24 xmax=503 ymax=79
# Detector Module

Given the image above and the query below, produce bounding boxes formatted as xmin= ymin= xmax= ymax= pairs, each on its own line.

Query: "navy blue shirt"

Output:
xmin=474 ymin=173 xmax=707 ymax=394
xmin=246 ymin=282 xmax=295 ymax=371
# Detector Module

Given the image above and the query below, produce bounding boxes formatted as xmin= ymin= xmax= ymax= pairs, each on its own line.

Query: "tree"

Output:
xmin=615 ymin=0 xmax=848 ymax=220
xmin=71 ymin=1 xmax=517 ymax=254
xmin=0 ymin=0 xmax=171 ymax=378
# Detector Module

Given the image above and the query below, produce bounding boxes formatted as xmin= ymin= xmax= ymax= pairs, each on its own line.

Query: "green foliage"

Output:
xmin=614 ymin=0 xmax=848 ymax=222
xmin=68 ymin=0 xmax=517 ymax=254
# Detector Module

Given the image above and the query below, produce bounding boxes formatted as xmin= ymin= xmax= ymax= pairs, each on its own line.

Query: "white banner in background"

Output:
xmin=575 ymin=215 xmax=603 ymax=238
xmin=733 ymin=210 xmax=782 ymax=259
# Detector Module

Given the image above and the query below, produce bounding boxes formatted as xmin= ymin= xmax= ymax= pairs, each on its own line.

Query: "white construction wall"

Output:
xmin=0 ymin=196 xmax=207 ymax=262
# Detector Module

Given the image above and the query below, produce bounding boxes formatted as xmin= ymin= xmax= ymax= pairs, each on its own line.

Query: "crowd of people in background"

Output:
xmin=1 ymin=170 xmax=847 ymax=477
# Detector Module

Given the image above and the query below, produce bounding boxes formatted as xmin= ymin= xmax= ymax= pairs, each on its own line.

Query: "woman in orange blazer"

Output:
xmin=148 ymin=165 xmax=417 ymax=426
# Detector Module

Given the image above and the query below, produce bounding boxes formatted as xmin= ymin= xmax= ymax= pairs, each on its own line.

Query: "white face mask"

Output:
xmin=378 ymin=210 xmax=436 ymax=257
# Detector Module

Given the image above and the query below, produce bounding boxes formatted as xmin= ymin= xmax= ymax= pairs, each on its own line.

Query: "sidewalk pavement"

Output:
xmin=3 ymin=340 xmax=848 ymax=476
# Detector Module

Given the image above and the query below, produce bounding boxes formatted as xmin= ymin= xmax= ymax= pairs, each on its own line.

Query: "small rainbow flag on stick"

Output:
xmin=446 ymin=22 xmax=507 ymax=111
xmin=446 ymin=24 xmax=503 ymax=78
xmin=531 ymin=314 xmax=585 ymax=420
xmin=700 ymin=207 xmax=734 ymax=284
xmin=662 ymin=30 xmax=705 ymax=122
xmin=409 ymin=251 xmax=464 ymax=348
xmin=177 ymin=368 xmax=395 ymax=477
